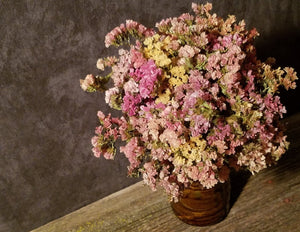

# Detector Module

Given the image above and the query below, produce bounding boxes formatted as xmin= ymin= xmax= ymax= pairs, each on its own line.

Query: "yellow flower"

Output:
xmin=170 ymin=66 xmax=186 ymax=77
xmin=176 ymin=142 xmax=198 ymax=162
xmin=161 ymin=36 xmax=176 ymax=54
xmin=190 ymin=136 xmax=207 ymax=151
xmin=143 ymin=34 xmax=171 ymax=67
xmin=143 ymin=34 xmax=158 ymax=47
xmin=169 ymin=66 xmax=189 ymax=87
xmin=172 ymin=137 xmax=208 ymax=164
xmin=154 ymin=51 xmax=172 ymax=67
xmin=155 ymin=88 xmax=171 ymax=104
xmin=169 ymin=77 xmax=184 ymax=87
xmin=173 ymin=153 xmax=186 ymax=166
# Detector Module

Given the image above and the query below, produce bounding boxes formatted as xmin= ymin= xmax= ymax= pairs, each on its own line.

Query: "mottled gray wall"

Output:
xmin=0 ymin=0 xmax=299 ymax=231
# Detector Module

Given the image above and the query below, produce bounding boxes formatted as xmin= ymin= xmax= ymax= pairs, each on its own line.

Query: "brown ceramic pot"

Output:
xmin=171 ymin=180 xmax=231 ymax=226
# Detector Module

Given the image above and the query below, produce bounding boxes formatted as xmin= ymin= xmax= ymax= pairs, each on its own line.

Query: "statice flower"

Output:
xmin=120 ymin=137 xmax=144 ymax=174
xmin=123 ymin=79 xmax=139 ymax=94
xmin=121 ymin=93 xmax=142 ymax=116
xmin=142 ymin=162 xmax=158 ymax=191
xmin=81 ymin=3 xmax=298 ymax=201
xmin=111 ymin=49 xmax=131 ymax=87
xmin=136 ymin=60 xmax=161 ymax=99
xmin=105 ymin=87 xmax=119 ymax=107
xmin=190 ymin=114 xmax=210 ymax=137
xmin=80 ymin=74 xmax=95 ymax=91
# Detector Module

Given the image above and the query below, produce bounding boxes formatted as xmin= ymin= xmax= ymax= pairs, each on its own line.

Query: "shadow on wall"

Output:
xmin=255 ymin=27 xmax=300 ymax=116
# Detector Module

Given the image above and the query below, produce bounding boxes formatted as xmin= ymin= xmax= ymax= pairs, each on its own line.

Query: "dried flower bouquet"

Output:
xmin=80 ymin=3 xmax=298 ymax=201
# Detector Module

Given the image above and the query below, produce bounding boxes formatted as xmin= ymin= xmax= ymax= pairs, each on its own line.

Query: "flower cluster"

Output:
xmin=81 ymin=3 xmax=298 ymax=201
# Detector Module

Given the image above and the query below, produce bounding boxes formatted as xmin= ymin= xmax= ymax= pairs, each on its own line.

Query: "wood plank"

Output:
xmin=31 ymin=113 xmax=300 ymax=232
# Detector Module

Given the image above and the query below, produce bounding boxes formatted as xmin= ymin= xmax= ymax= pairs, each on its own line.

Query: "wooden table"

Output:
xmin=32 ymin=113 xmax=300 ymax=232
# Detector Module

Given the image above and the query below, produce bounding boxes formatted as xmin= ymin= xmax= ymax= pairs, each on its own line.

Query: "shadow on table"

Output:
xmin=229 ymin=170 xmax=251 ymax=209
xmin=273 ymin=114 xmax=300 ymax=182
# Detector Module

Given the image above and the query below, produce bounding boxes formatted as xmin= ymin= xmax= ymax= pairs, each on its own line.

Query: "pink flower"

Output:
xmin=182 ymin=91 xmax=198 ymax=110
xmin=143 ymin=162 xmax=158 ymax=191
xmin=192 ymin=2 xmax=212 ymax=15
xmin=227 ymin=139 xmax=243 ymax=155
xmin=111 ymin=49 xmax=131 ymax=87
xmin=123 ymin=79 xmax=139 ymax=94
xmin=155 ymin=17 xmax=172 ymax=29
xmin=168 ymin=39 xmax=180 ymax=50
xmin=102 ymin=115 xmax=112 ymax=128
xmin=95 ymin=126 xmax=103 ymax=135
xmin=282 ymin=67 xmax=298 ymax=90
xmin=125 ymin=19 xmax=138 ymax=30
xmin=91 ymin=136 xmax=98 ymax=147
xmin=206 ymin=52 xmax=222 ymax=80
xmin=264 ymin=94 xmax=286 ymax=118
xmin=96 ymin=59 xmax=105 ymax=70
xmin=207 ymin=122 xmax=231 ymax=145
xmin=233 ymin=34 xmax=243 ymax=46
xmin=103 ymin=151 xmax=115 ymax=160
xmin=159 ymin=128 xmax=181 ymax=148
xmin=129 ymin=117 xmax=149 ymax=141
xmin=97 ymin=111 xmax=105 ymax=120
xmin=221 ymin=35 xmax=232 ymax=47
xmin=192 ymin=32 xmax=208 ymax=47
xmin=134 ymin=60 xmax=161 ymax=99
xmin=104 ymin=25 xmax=125 ymax=47
xmin=120 ymin=137 xmax=144 ymax=173
xmin=118 ymin=117 xmax=129 ymax=141
xmin=172 ymin=19 xmax=190 ymax=35
xmin=104 ymin=128 xmax=118 ymax=140
xmin=237 ymin=150 xmax=267 ymax=174
xmin=244 ymin=70 xmax=255 ymax=94
xmin=189 ymin=70 xmax=210 ymax=88
xmin=166 ymin=120 xmax=184 ymax=134
xmin=121 ymin=93 xmax=142 ymax=116
xmin=212 ymin=140 xmax=228 ymax=154
xmin=190 ymin=114 xmax=210 ymax=136
xmin=91 ymin=140 xmax=115 ymax=160
xmin=186 ymin=166 xmax=201 ymax=181
xmin=151 ymin=147 xmax=172 ymax=161
xmin=159 ymin=178 xmax=180 ymax=202
xmin=104 ymin=32 xmax=115 ymax=48
xmin=178 ymin=13 xmax=194 ymax=21
xmin=96 ymin=57 xmax=118 ymax=70
xmin=105 ymin=19 xmax=155 ymax=47
xmin=130 ymin=47 xmax=147 ymax=69
xmin=92 ymin=146 xmax=101 ymax=158
xmin=105 ymin=87 xmax=120 ymax=107
xmin=178 ymin=45 xmax=196 ymax=58
xmin=80 ymin=74 xmax=95 ymax=91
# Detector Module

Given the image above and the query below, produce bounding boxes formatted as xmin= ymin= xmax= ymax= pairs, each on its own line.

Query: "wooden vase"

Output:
xmin=171 ymin=180 xmax=231 ymax=226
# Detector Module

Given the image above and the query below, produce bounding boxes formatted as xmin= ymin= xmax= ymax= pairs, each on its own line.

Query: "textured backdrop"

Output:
xmin=0 ymin=0 xmax=299 ymax=231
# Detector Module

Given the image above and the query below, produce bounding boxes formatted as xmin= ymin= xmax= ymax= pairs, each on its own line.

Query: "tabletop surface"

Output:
xmin=32 ymin=113 xmax=300 ymax=232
